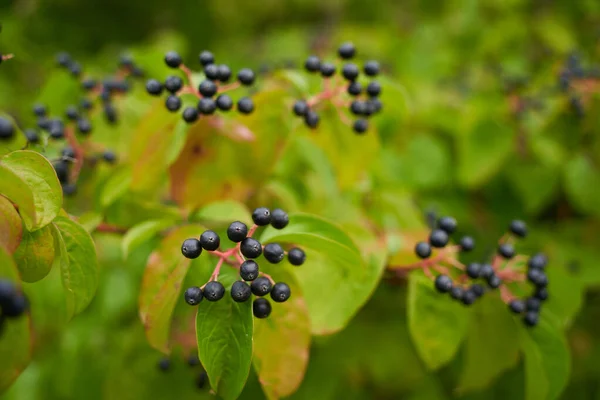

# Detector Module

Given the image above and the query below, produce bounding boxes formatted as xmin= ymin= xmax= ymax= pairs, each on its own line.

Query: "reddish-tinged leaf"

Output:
xmin=0 ymin=195 xmax=22 ymax=253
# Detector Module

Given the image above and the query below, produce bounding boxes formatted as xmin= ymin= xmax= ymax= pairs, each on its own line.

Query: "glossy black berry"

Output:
xmin=183 ymin=107 xmax=199 ymax=123
xmin=251 ymin=277 xmax=272 ymax=296
xmin=0 ymin=280 xmax=17 ymax=308
xmin=437 ymin=216 xmax=457 ymax=234
xmin=62 ymin=184 xmax=77 ymax=197
xmin=320 ymin=62 xmax=336 ymax=77
xmin=198 ymin=80 xmax=217 ymax=97
xmin=526 ymin=297 xmax=541 ymax=312
xmin=270 ymin=209 xmax=289 ymax=229
xmin=157 ymin=358 xmax=171 ymax=371
xmin=429 ymin=229 xmax=449 ymax=248
xmin=350 ymin=100 xmax=367 ymax=115
xmin=487 ymin=274 xmax=502 ymax=289
xmin=0 ymin=117 xmax=14 ymax=139
xmin=527 ymin=269 xmax=548 ymax=288
xmin=270 ymin=282 xmax=291 ymax=303
xmin=450 ymin=286 xmax=464 ymax=300
xmin=61 ymin=147 xmax=75 ymax=160
xmin=471 ymin=284 xmax=485 ymax=297
xmin=415 ymin=241 xmax=432 ymax=259
xmin=353 ymin=119 xmax=368 ymax=134
xmin=197 ymin=98 xmax=216 ymax=115
xmin=459 ymin=236 xmax=475 ymax=252
xmin=528 ymin=253 xmax=547 ymax=269
xmin=198 ymin=51 xmax=215 ymax=66
xmin=200 ymin=230 xmax=220 ymax=251
xmin=523 ymin=311 xmax=539 ymax=327
xmin=196 ymin=371 xmax=207 ymax=389
xmin=253 ymin=298 xmax=272 ymax=318
xmin=184 ymin=286 xmax=203 ymax=305
xmin=53 ymin=161 xmax=69 ymax=184
xmin=216 ymin=94 xmax=233 ymax=111
xmin=304 ymin=56 xmax=320 ymax=72
xmin=509 ymin=299 xmax=525 ymax=314
xmin=293 ymin=100 xmax=309 ymax=117
xmin=342 ymin=63 xmax=359 ymax=81
xmin=466 ymin=262 xmax=481 ymax=279
xmin=509 ymin=220 xmax=527 ymax=238
xmin=366 ymin=99 xmax=382 ymax=114
xmin=187 ymin=353 xmax=200 ymax=367
xmin=252 ymin=207 xmax=271 ymax=226
xmin=77 ymin=118 xmax=92 ymax=134
xmin=364 ymin=60 xmax=380 ymax=76
xmin=24 ymin=129 xmax=39 ymax=144
xmin=164 ymin=51 xmax=182 ymax=68
xmin=181 ymin=238 xmax=202 ymax=259
xmin=37 ymin=117 xmax=51 ymax=130
xmin=203 ymin=281 xmax=225 ymax=301
xmin=237 ymin=97 xmax=254 ymax=114
xmin=65 ymin=105 xmax=79 ymax=121
xmin=69 ymin=62 xmax=82 ymax=77
xmin=81 ymin=78 xmax=97 ymax=91
xmin=498 ymin=243 xmax=515 ymax=259
xmin=304 ymin=110 xmax=319 ymax=128
xmin=367 ymin=81 xmax=381 ymax=97
xmin=241 ymin=238 xmax=263 ymax=259
xmin=164 ymin=75 xmax=183 ymax=93
xmin=240 ymin=260 xmax=259 ymax=281
xmin=2 ymin=293 xmax=28 ymax=317
xmin=347 ymin=81 xmax=362 ymax=96
xmin=231 ymin=281 xmax=252 ymax=302
xmin=434 ymin=274 xmax=452 ymax=293
xmin=338 ymin=42 xmax=356 ymax=59
xmin=462 ymin=290 xmax=477 ymax=305
xmin=146 ymin=79 xmax=163 ymax=96
xmin=204 ymin=64 xmax=219 ymax=80
xmin=227 ymin=221 xmax=248 ymax=242
xmin=535 ymin=288 xmax=549 ymax=301
xmin=237 ymin=68 xmax=255 ymax=85
xmin=103 ymin=150 xmax=117 ymax=164
xmin=80 ymin=98 xmax=93 ymax=110
xmin=217 ymin=64 xmax=232 ymax=82
xmin=264 ymin=243 xmax=285 ymax=264
xmin=288 ymin=248 xmax=306 ymax=266
xmin=165 ymin=95 xmax=182 ymax=112
xmin=49 ymin=124 xmax=64 ymax=139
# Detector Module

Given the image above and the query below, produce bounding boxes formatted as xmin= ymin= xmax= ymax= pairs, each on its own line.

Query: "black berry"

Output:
xmin=350 ymin=100 xmax=366 ymax=115
xmin=196 ymin=372 xmax=207 ymax=389
xmin=146 ymin=79 xmax=163 ymax=96
xmin=184 ymin=286 xmax=203 ymax=305
xmin=197 ymin=98 xmax=216 ymax=115
xmin=487 ymin=274 xmax=502 ymax=289
xmin=347 ymin=81 xmax=362 ymax=96
xmin=509 ymin=220 xmax=527 ymax=238
xmin=535 ymin=288 xmax=549 ymax=301
xmin=528 ymin=253 xmax=547 ymax=269
xmin=437 ymin=216 xmax=457 ymax=234
xmin=270 ymin=282 xmax=291 ymax=303
xmin=471 ymin=284 xmax=485 ymax=297
xmin=237 ymin=97 xmax=254 ymax=114
xmin=338 ymin=42 xmax=356 ymax=59
xmin=523 ymin=311 xmax=539 ymax=327
xmin=526 ymin=297 xmax=541 ymax=312
xmin=203 ymin=281 xmax=225 ymax=301
xmin=240 ymin=238 xmax=263 ymax=259
xmin=270 ymin=208 xmax=289 ymax=229
xmin=198 ymin=51 xmax=215 ymax=66
xmin=33 ymin=104 xmax=48 ymax=117
xmin=304 ymin=110 xmax=319 ymax=128
xmin=102 ymin=150 xmax=117 ymax=164
xmin=414 ymin=241 xmax=432 ymax=259
xmin=164 ymin=51 xmax=182 ymax=68
xmin=199 ymin=230 xmax=220 ymax=251
xmin=320 ymin=62 xmax=336 ymax=78
xmin=509 ymin=299 xmax=525 ymax=314
xmin=288 ymin=248 xmax=306 ymax=266
xmin=181 ymin=238 xmax=202 ymax=259
xmin=527 ymin=269 xmax=548 ymax=288
xmin=237 ymin=68 xmax=255 ymax=85
xmin=364 ymin=60 xmax=380 ymax=76
xmin=164 ymin=75 xmax=183 ymax=93
xmin=251 ymin=277 xmax=272 ymax=296
xmin=198 ymin=80 xmax=217 ymax=97
xmin=217 ymin=64 xmax=232 ymax=82
xmin=204 ymin=64 xmax=219 ymax=80
xmin=480 ymin=264 xmax=494 ymax=279
xmin=216 ymin=94 xmax=233 ymax=111
xmin=56 ymin=52 xmax=72 ymax=67
xmin=69 ymin=62 xmax=82 ymax=77
xmin=165 ymin=95 xmax=182 ymax=112
xmin=187 ymin=353 xmax=200 ymax=367
xmin=53 ymin=161 xmax=69 ymax=184
xmin=304 ymin=56 xmax=320 ymax=72
xmin=0 ymin=280 xmax=17 ymax=307
xmin=450 ymin=286 xmax=464 ymax=300
xmin=227 ymin=221 xmax=248 ymax=242
xmin=462 ymin=290 xmax=477 ymax=305
xmin=252 ymin=207 xmax=271 ymax=226
xmin=293 ymin=100 xmax=309 ymax=117
xmin=1 ymin=293 xmax=27 ymax=317
xmin=459 ymin=236 xmax=475 ymax=252
xmin=0 ymin=117 xmax=14 ymax=139
xmin=158 ymin=358 xmax=171 ymax=372
xmin=466 ymin=262 xmax=481 ymax=279
xmin=62 ymin=184 xmax=77 ymax=197
xmin=366 ymin=81 xmax=381 ymax=97
xmin=434 ymin=274 xmax=452 ymax=293
xmin=183 ymin=107 xmax=199 ymax=123
xmin=342 ymin=63 xmax=359 ymax=81
xmin=429 ymin=229 xmax=449 ymax=248
xmin=264 ymin=243 xmax=285 ymax=264
xmin=77 ymin=118 xmax=92 ymax=134
xmin=80 ymin=98 xmax=93 ymax=110
xmin=353 ymin=119 xmax=368 ymax=134
xmin=253 ymin=298 xmax=272 ymax=318
xmin=65 ymin=105 xmax=79 ymax=121
xmin=24 ymin=129 xmax=39 ymax=144
xmin=231 ymin=281 xmax=252 ymax=302
xmin=240 ymin=260 xmax=259 ymax=281
xmin=498 ymin=243 xmax=515 ymax=259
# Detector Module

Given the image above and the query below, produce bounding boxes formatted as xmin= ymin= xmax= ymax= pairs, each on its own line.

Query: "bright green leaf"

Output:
xmin=564 ymin=154 xmax=600 ymax=217
xmin=99 ymin=167 xmax=132 ymax=208
xmin=13 ymin=224 xmax=55 ymax=283
xmin=121 ymin=219 xmax=175 ymax=260
xmin=190 ymin=200 xmax=251 ymax=225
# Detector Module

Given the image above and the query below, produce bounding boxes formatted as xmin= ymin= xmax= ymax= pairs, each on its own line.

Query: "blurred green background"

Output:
xmin=1 ymin=0 xmax=600 ymax=399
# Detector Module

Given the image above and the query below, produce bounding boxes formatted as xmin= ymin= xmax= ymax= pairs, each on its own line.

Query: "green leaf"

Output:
xmin=253 ymin=270 xmax=310 ymax=399
xmin=139 ymin=225 xmax=203 ymax=353
xmin=165 ymin=119 xmax=191 ymax=165
xmin=13 ymin=224 xmax=55 ymax=283
xmin=99 ymin=167 xmax=132 ymax=208
xmin=52 ymin=216 xmax=99 ymax=318
xmin=0 ymin=246 xmax=32 ymax=391
xmin=506 ymin=161 xmax=560 ymax=214
xmin=260 ymin=214 xmax=382 ymax=334
xmin=408 ymin=271 xmax=469 ymax=370
xmin=519 ymin=314 xmax=570 ymax=400
xmin=563 ymin=154 xmax=600 ymax=217
xmin=190 ymin=200 xmax=251 ymax=225
xmin=457 ymin=297 xmax=520 ymax=393
xmin=121 ymin=219 xmax=175 ymax=260
xmin=0 ymin=195 xmax=23 ymax=254
xmin=0 ymin=150 xmax=62 ymax=231
xmin=457 ymin=119 xmax=515 ymax=187
xmin=397 ymin=135 xmax=451 ymax=190
xmin=196 ymin=268 xmax=253 ymax=400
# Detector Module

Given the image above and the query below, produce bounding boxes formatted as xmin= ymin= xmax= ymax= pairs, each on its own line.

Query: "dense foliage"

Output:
xmin=1 ymin=1 xmax=600 ymax=399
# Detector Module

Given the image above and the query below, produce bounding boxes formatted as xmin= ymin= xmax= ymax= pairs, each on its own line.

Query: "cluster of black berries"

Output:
xmin=157 ymin=353 xmax=208 ymax=391
xmin=557 ymin=53 xmax=600 ymax=118
xmin=416 ymin=217 xmax=548 ymax=328
xmin=56 ymin=52 xmax=144 ymax=124
xmin=146 ymin=50 xmax=257 ymax=122
xmin=292 ymin=42 xmax=383 ymax=134
xmin=181 ymin=208 xmax=305 ymax=319
xmin=0 ymin=279 xmax=28 ymax=334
